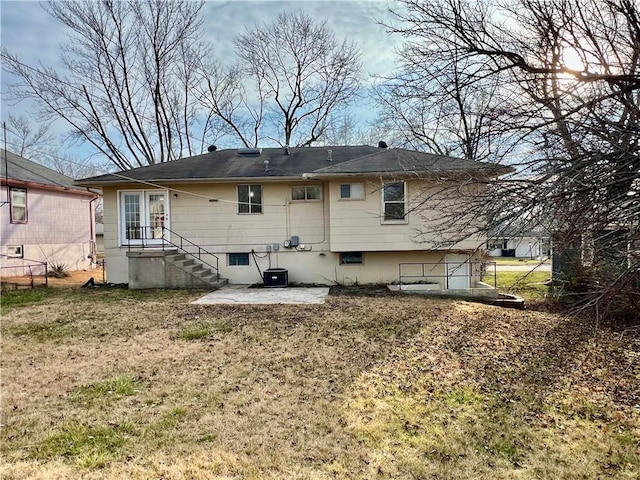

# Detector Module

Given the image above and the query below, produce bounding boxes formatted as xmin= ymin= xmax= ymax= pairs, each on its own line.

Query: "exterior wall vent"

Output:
xmin=237 ymin=148 xmax=262 ymax=156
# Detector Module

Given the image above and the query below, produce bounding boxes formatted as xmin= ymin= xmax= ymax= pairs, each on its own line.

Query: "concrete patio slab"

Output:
xmin=192 ymin=285 xmax=330 ymax=305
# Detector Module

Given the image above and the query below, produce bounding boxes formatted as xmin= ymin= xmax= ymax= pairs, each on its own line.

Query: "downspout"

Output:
xmin=2 ymin=122 xmax=8 ymax=207
xmin=86 ymin=188 xmax=100 ymax=264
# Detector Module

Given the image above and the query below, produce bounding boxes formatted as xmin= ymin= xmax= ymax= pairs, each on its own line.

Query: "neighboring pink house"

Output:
xmin=1 ymin=150 xmax=99 ymax=278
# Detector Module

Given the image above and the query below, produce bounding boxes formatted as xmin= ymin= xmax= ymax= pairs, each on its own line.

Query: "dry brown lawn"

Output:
xmin=1 ymin=286 xmax=638 ymax=479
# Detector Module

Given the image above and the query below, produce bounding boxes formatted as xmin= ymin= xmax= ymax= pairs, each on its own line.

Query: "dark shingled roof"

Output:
xmin=1 ymin=149 xmax=88 ymax=192
xmin=76 ymin=146 xmax=510 ymax=185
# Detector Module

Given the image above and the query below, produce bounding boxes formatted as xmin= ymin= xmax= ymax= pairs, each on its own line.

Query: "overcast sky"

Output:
xmin=0 ymin=0 xmax=404 ymax=164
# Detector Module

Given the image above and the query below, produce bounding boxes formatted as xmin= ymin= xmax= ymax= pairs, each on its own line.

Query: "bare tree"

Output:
xmin=199 ymin=63 xmax=266 ymax=149
xmin=4 ymin=115 xmax=54 ymax=158
xmin=386 ymin=0 xmax=640 ymax=319
xmin=315 ymin=112 xmax=382 ymax=147
xmin=374 ymin=52 xmax=518 ymax=162
xmin=202 ymin=10 xmax=363 ymax=148
xmin=2 ymin=0 xmax=209 ymax=170
xmin=3 ymin=115 xmax=110 ymax=179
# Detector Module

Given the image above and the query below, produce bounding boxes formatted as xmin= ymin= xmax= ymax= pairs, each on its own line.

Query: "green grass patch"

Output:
xmin=143 ymin=406 xmax=189 ymax=447
xmin=442 ymin=386 xmax=484 ymax=406
xmin=71 ymin=376 xmax=138 ymax=406
xmin=0 ymin=288 xmax=51 ymax=311
xmin=212 ymin=319 xmax=233 ymax=333
xmin=31 ymin=422 xmax=132 ymax=467
xmin=491 ymin=258 xmax=549 ymax=266
xmin=177 ymin=325 xmax=211 ymax=340
xmin=196 ymin=433 xmax=217 ymax=443
xmin=484 ymin=271 xmax=550 ymax=298
xmin=5 ymin=318 xmax=72 ymax=341
xmin=177 ymin=320 xmax=233 ymax=340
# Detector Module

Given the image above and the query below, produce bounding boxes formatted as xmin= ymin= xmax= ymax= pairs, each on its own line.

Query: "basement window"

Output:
xmin=6 ymin=245 xmax=23 ymax=258
xmin=228 ymin=253 xmax=250 ymax=266
xmin=340 ymin=252 xmax=363 ymax=265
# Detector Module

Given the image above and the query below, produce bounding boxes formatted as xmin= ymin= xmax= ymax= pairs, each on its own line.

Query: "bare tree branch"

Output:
xmin=227 ymin=10 xmax=363 ymax=148
xmin=384 ymin=0 xmax=640 ymax=320
xmin=2 ymin=0 xmax=210 ymax=169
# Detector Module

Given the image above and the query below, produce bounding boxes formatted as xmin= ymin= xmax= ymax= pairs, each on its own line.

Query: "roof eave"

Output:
xmin=74 ymin=174 xmax=308 ymax=187
xmin=2 ymin=178 xmax=98 ymax=197
xmin=304 ymin=169 xmax=511 ymax=179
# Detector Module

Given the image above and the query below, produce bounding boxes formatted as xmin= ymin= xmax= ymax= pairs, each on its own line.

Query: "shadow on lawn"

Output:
xmin=442 ymin=308 xmax=639 ymax=408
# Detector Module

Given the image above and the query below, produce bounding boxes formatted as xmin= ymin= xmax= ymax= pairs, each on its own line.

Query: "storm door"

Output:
xmin=119 ymin=190 xmax=169 ymax=245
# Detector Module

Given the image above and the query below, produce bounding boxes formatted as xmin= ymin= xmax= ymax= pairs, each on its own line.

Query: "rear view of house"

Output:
xmin=77 ymin=145 xmax=509 ymax=290
xmin=1 ymin=150 xmax=98 ymax=278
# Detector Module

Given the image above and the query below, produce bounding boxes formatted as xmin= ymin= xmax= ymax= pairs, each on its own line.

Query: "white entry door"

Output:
xmin=120 ymin=190 xmax=169 ymax=245
xmin=446 ymin=254 xmax=470 ymax=289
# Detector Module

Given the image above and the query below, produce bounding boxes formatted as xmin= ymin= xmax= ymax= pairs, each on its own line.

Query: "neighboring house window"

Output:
xmin=238 ymin=184 xmax=262 ymax=214
xmin=228 ymin=253 xmax=250 ymax=266
xmin=9 ymin=187 xmax=27 ymax=223
xmin=292 ymin=185 xmax=322 ymax=201
xmin=340 ymin=252 xmax=363 ymax=265
xmin=119 ymin=190 xmax=167 ymax=243
xmin=6 ymin=245 xmax=23 ymax=258
xmin=340 ymin=183 xmax=364 ymax=200
xmin=382 ymin=181 xmax=406 ymax=222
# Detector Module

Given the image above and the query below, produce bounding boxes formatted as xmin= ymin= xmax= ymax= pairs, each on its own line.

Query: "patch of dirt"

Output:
xmin=329 ymin=283 xmax=395 ymax=297
xmin=1 ymin=267 xmax=106 ymax=289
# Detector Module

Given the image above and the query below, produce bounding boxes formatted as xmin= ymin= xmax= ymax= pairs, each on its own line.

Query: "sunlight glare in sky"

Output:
xmin=562 ymin=46 xmax=584 ymax=71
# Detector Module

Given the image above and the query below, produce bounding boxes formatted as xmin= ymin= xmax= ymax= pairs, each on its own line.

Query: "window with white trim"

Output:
xmin=339 ymin=183 xmax=364 ymax=200
xmin=292 ymin=185 xmax=321 ymax=201
xmin=9 ymin=187 xmax=27 ymax=223
xmin=228 ymin=253 xmax=250 ymax=266
xmin=6 ymin=245 xmax=23 ymax=258
xmin=238 ymin=184 xmax=262 ymax=214
xmin=382 ymin=181 xmax=406 ymax=222
xmin=118 ymin=190 xmax=168 ymax=244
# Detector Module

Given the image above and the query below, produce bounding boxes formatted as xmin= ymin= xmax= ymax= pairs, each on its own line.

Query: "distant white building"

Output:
xmin=1 ymin=150 xmax=99 ymax=277
xmin=486 ymin=227 xmax=550 ymax=259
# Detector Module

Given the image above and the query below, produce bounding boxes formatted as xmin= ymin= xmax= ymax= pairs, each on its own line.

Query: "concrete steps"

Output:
xmin=166 ymin=253 xmax=227 ymax=289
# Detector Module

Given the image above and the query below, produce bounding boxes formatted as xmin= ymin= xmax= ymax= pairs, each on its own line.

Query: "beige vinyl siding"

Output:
xmin=102 ymin=182 xmax=331 ymax=284
xmin=168 ymin=183 xmax=327 ymax=248
xmin=218 ymin=250 xmax=476 ymax=286
xmin=328 ymin=179 xmax=485 ymax=252
xmin=102 ymin=188 xmax=127 ymax=283
xmin=101 ymin=178 xmax=487 ymax=285
xmin=329 ymin=179 xmax=421 ymax=251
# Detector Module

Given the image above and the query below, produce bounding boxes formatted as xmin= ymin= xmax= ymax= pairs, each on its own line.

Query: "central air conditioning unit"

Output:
xmin=263 ymin=268 xmax=288 ymax=287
